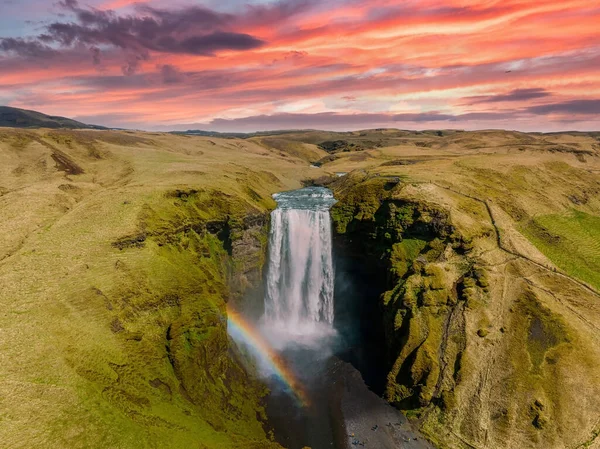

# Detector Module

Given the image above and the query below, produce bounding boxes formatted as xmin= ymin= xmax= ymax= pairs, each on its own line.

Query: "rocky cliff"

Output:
xmin=106 ymin=188 xmax=279 ymax=446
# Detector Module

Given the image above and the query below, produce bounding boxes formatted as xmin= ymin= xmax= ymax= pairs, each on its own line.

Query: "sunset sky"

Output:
xmin=0 ymin=0 xmax=598 ymax=131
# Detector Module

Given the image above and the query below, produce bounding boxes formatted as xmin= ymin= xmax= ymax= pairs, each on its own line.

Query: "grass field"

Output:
xmin=521 ymin=210 xmax=600 ymax=291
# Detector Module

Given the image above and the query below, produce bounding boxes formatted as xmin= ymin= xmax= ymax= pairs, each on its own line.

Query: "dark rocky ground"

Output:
xmin=328 ymin=359 xmax=434 ymax=449
xmin=265 ymin=355 xmax=432 ymax=449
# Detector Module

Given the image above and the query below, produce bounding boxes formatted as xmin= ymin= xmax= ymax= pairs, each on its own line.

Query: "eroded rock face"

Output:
xmin=330 ymin=176 xmax=600 ymax=449
xmin=228 ymin=212 xmax=271 ymax=314
xmin=331 ymin=178 xmax=472 ymax=411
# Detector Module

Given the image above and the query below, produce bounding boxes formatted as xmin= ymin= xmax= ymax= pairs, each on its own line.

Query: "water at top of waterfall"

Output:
xmin=272 ymin=187 xmax=336 ymax=211
xmin=261 ymin=187 xmax=338 ymax=349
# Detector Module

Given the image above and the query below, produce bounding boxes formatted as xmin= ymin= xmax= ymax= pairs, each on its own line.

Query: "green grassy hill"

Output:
xmin=0 ymin=106 xmax=106 ymax=129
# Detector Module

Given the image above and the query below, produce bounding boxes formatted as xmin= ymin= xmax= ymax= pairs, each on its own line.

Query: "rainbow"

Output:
xmin=226 ymin=308 xmax=310 ymax=407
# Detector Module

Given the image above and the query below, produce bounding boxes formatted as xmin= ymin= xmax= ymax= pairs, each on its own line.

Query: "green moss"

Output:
xmin=440 ymin=390 xmax=457 ymax=410
xmin=424 ymin=264 xmax=446 ymax=290
xmin=411 ymin=313 xmax=444 ymax=405
xmin=422 ymin=289 xmax=449 ymax=306
xmin=330 ymin=179 xmax=393 ymax=233
xmin=514 ymin=291 xmax=570 ymax=373
xmin=425 ymin=238 xmax=446 ymax=261
xmin=404 ymin=407 xmax=424 ymax=420
xmin=402 ymin=275 xmax=423 ymax=307
xmin=390 ymin=238 xmax=427 ymax=278
xmin=492 ymin=289 xmax=577 ymax=439
xmin=382 ymin=281 xmax=404 ymax=307
xmin=387 ymin=383 xmax=414 ymax=404
xmin=382 ymin=202 xmax=416 ymax=240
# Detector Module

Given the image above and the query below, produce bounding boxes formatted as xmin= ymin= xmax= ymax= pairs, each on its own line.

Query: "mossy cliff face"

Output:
xmin=331 ymin=177 xmax=473 ymax=409
xmin=99 ymin=188 xmax=280 ymax=448
xmin=330 ymin=175 xmax=600 ymax=449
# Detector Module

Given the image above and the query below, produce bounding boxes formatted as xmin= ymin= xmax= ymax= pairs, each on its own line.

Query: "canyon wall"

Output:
xmin=330 ymin=175 xmax=600 ymax=449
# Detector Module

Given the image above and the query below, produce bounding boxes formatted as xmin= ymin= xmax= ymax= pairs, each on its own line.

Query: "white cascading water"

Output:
xmin=262 ymin=187 xmax=337 ymax=345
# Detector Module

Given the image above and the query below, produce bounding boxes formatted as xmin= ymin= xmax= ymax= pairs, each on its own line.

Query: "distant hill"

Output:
xmin=0 ymin=106 xmax=106 ymax=129
xmin=171 ymin=129 xmax=315 ymax=139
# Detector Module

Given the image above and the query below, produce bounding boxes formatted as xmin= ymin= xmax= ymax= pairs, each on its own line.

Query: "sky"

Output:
xmin=0 ymin=0 xmax=598 ymax=132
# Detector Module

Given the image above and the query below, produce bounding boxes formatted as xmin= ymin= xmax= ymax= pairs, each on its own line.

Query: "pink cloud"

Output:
xmin=0 ymin=0 xmax=599 ymax=131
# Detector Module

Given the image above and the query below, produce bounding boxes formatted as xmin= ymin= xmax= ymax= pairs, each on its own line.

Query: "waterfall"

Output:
xmin=263 ymin=187 xmax=336 ymax=338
